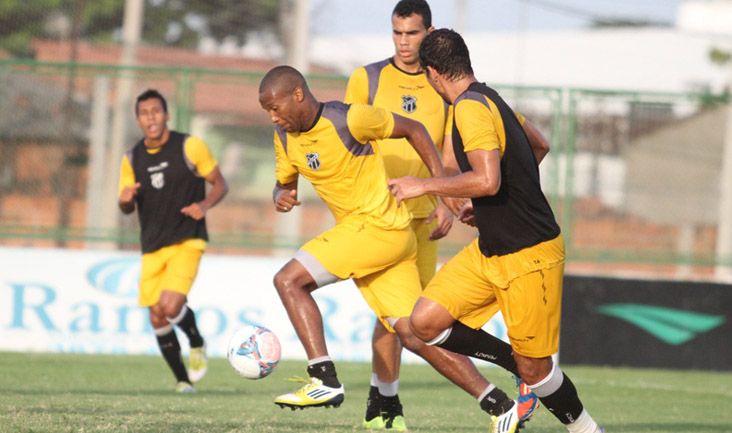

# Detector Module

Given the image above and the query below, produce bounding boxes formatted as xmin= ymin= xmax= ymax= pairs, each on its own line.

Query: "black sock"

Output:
xmin=156 ymin=330 xmax=189 ymax=383
xmin=365 ymin=385 xmax=381 ymax=421
xmin=307 ymin=360 xmax=340 ymax=388
xmin=539 ymin=373 xmax=584 ymax=424
xmin=479 ymin=387 xmax=515 ymax=416
xmin=437 ymin=321 xmax=519 ymax=375
xmin=174 ymin=307 xmax=204 ymax=348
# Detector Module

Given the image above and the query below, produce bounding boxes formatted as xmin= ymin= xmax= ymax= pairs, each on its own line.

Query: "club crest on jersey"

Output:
xmin=150 ymin=172 xmax=165 ymax=189
xmin=306 ymin=152 xmax=321 ymax=170
xmin=401 ymin=95 xmax=417 ymax=114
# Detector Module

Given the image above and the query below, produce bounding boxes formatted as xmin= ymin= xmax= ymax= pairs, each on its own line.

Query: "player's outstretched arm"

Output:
xmin=438 ymin=133 xmax=468 ymax=216
xmin=272 ymin=180 xmax=301 ymax=213
xmin=388 ymin=148 xmax=502 ymax=206
xmin=522 ymin=118 xmax=550 ymax=164
xmin=181 ymin=166 xmax=229 ymax=220
xmin=390 ymin=114 xmax=445 ymax=178
xmin=441 ymin=134 xmax=462 ymax=176
xmin=426 ymin=201 xmax=454 ymax=241
xmin=118 ymin=183 xmax=140 ymax=214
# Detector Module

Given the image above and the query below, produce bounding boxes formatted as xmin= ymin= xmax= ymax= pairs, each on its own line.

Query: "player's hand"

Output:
xmin=119 ymin=183 xmax=141 ymax=204
xmin=457 ymin=200 xmax=476 ymax=227
xmin=275 ymin=189 xmax=301 ymax=213
xmin=426 ymin=201 xmax=454 ymax=241
xmin=181 ymin=202 xmax=208 ymax=220
xmin=441 ymin=196 xmax=466 ymax=216
xmin=387 ymin=176 xmax=424 ymax=207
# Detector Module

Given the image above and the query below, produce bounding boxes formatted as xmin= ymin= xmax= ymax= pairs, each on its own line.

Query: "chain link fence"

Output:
xmin=1 ymin=58 xmax=731 ymax=280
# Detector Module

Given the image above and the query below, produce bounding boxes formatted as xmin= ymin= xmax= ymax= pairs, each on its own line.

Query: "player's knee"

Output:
xmin=515 ymin=353 xmax=553 ymax=385
xmin=273 ymin=269 xmax=299 ymax=295
xmin=148 ymin=311 xmax=167 ymax=329
xmin=160 ymin=303 xmax=181 ymax=319
xmin=408 ymin=311 xmax=438 ymax=342
xmin=394 ymin=328 xmax=423 ymax=352
xmin=156 ymin=296 xmax=180 ymax=318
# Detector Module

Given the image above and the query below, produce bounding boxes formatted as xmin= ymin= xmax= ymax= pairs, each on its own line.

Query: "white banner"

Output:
xmin=0 ymin=247 xmax=508 ymax=364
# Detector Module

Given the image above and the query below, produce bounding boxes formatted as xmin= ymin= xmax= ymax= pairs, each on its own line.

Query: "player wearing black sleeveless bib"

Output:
xmin=345 ymin=1 xmax=540 ymax=430
xmin=118 ymin=89 xmax=228 ymax=393
xmin=388 ymin=29 xmax=605 ymax=433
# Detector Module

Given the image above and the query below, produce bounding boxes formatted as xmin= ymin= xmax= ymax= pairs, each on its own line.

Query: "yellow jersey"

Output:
xmin=274 ymin=101 xmax=411 ymax=231
xmin=344 ymin=58 xmax=449 ymax=218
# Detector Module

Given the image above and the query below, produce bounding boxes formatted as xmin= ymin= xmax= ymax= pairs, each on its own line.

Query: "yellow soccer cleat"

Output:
xmin=489 ymin=402 xmax=520 ymax=433
xmin=176 ymin=381 xmax=196 ymax=393
xmin=362 ymin=415 xmax=385 ymax=430
xmin=380 ymin=395 xmax=407 ymax=431
xmin=382 ymin=414 xmax=407 ymax=431
xmin=189 ymin=344 xmax=208 ymax=383
xmin=274 ymin=376 xmax=345 ymax=410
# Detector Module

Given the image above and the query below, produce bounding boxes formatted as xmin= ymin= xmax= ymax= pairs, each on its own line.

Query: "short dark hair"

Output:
xmin=419 ymin=28 xmax=473 ymax=80
xmin=135 ymin=89 xmax=167 ymax=116
xmin=259 ymin=65 xmax=308 ymax=95
xmin=393 ymin=0 xmax=432 ymax=29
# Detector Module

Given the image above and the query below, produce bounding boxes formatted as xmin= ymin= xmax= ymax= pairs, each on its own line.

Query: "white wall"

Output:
xmin=310 ymin=28 xmax=730 ymax=93
xmin=0 ymin=247 xmax=509 ymax=365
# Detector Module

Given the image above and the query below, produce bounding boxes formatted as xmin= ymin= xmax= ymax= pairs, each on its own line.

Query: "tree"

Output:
xmin=710 ymin=47 xmax=732 ymax=68
xmin=0 ymin=0 xmax=280 ymax=58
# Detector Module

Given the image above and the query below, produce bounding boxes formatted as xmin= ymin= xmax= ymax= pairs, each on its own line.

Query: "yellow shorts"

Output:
xmin=139 ymin=239 xmax=205 ymax=307
xmin=300 ymin=218 xmax=422 ymax=332
xmin=411 ymin=217 xmax=438 ymax=289
xmin=423 ymin=234 xmax=565 ymax=357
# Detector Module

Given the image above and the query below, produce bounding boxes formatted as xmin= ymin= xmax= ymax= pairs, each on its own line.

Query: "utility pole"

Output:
xmin=274 ymin=0 xmax=311 ymax=256
xmin=283 ymin=0 xmax=311 ymax=73
xmin=715 ymin=56 xmax=732 ymax=281
xmin=100 ymin=0 xmax=144 ymax=248
xmin=454 ymin=0 xmax=467 ymax=33
xmin=56 ymin=0 xmax=84 ymax=247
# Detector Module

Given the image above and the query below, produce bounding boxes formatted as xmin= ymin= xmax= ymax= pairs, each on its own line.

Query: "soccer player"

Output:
xmin=118 ymin=89 xmax=228 ymax=393
xmin=344 ymin=1 xmax=539 ymax=429
xmin=260 ymin=65 xmax=535 ymax=432
xmin=388 ymin=29 xmax=605 ymax=433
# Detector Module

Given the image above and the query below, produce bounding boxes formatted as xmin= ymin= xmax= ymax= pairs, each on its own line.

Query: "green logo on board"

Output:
xmin=596 ymin=304 xmax=725 ymax=345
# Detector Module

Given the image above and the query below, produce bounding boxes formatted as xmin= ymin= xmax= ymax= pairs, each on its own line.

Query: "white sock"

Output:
xmin=566 ymin=409 xmax=600 ymax=433
xmin=528 ymin=363 xmax=563 ymax=397
xmin=478 ymin=384 xmax=496 ymax=402
xmin=375 ymin=377 xmax=399 ymax=397
xmin=308 ymin=355 xmax=332 ymax=366
xmin=166 ymin=304 xmax=188 ymax=324
xmin=153 ymin=323 xmax=174 ymax=336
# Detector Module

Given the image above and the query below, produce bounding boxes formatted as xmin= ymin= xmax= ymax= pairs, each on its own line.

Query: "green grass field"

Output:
xmin=1 ymin=352 xmax=730 ymax=433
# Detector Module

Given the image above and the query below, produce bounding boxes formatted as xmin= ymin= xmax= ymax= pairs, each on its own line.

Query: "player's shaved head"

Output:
xmin=259 ymin=65 xmax=320 ymax=133
xmin=259 ymin=65 xmax=309 ymax=96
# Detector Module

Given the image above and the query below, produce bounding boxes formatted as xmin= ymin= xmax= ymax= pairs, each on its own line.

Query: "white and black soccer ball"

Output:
xmin=227 ymin=325 xmax=281 ymax=380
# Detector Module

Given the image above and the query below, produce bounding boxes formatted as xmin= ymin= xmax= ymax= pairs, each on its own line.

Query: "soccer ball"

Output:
xmin=227 ymin=325 xmax=281 ymax=379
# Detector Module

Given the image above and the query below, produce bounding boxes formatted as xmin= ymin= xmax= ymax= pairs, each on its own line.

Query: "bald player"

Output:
xmin=259 ymin=66 xmax=531 ymax=433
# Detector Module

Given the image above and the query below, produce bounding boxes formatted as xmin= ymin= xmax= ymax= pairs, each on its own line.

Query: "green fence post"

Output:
xmin=547 ymin=87 xmax=563 ymax=211
xmin=563 ymin=89 xmax=578 ymax=258
xmin=175 ymin=69 xmax=193 ymax=132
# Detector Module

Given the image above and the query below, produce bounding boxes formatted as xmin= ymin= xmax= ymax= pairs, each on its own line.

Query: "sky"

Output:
xmin=312 ymin=0 xmax=684 ymax=35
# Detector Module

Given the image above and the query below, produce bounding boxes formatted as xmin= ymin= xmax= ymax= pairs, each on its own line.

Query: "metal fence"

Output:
xmin=1 ymin=59 xmax=730 ymax=280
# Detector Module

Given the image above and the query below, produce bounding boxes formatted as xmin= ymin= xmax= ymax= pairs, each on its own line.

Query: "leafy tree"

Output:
xmin=151 ymin=0 xmax=279 ymax=46
xmin=710 ymin=47 xmax=732 ymax=67
xmin=0 ymin=0 xmax=280 ymax=58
